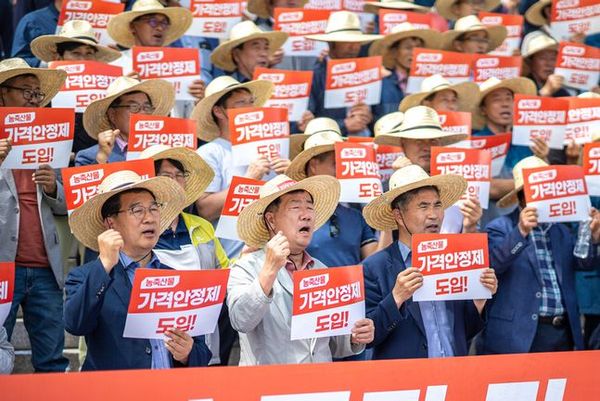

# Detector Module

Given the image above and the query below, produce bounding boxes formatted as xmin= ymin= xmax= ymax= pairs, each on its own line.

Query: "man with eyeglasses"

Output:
xmin=441 ymin=15 xmax=507 ymax=55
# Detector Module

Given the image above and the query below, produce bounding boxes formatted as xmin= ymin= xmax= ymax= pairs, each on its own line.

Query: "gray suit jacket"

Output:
xmin=0 ymin=169 xmax=67 ymax=288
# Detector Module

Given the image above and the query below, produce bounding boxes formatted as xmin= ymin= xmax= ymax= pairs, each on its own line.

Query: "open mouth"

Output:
xmin=425 ymin=223 xmax=439 ymax=232
xmin=499 ymin=111 xmax=512 ymax=118
xmin=142 ymin=228 xmax=156 ymax=237
xmin=298 ymin=226 xmax=311 ymax=235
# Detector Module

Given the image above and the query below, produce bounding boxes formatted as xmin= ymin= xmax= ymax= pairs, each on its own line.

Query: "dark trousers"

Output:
xmin=584 ymin=314 xmax=600 ymax=350
xmin=530 ymin=320 xmax=574 ymax=353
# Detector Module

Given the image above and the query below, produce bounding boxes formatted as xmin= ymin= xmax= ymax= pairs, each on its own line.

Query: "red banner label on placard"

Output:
xmin=0 ymin=107 xmax=74 ymax=169
xmin=215 ymin=176 xmax=265 ymax=241
xmin=291 ymin=265 xmax=364 ymax=340
xmin=0 ymin=262 xmax=15 ymax=327
xmin=523 ymin=165 xmax=591 ymax=222
xmin=412 ymin=233 xmax=491 ymax=301
xmin=550 ymin=0 xmax=600 ymax=40
xmin=273 ymin=8 xmax=330 ymax=57
xmin=123 ymin=268 xmax=230 ymax=339
xmin=126 ymin=115 xmax=197 ymax=160
xmin=438 ymin=111 xmax=472 ymax=137
xmin=555 ymin=42 xmax=600 ymax=91
xmin=61 ymin=159 xmax=155 ymax=213
xmin=253 ymin=67 xmax=313 ymax=122
xmin=565 ymin=96 xmax=600 ymax=144
xmin=513 ymin=94 xmax=569 ymax=150
xmin=583 ymin=142 xmax=600 ymax=196
xmin=324 ymin=56 xmax=382 ymax=108
xmin=479 ymin=12 xmax=523 ymax=56
xmin=187 ymin=0 xmax=244 ymax=39
xmin=57 ymin=0 xmax=124 ymax=45
xmin=455 ymin=133 xmax=511 ymax=177
xmin=347 ymin=137 xmax=404 ymax=183
xmin=431 ymin=147 xmax=492 ymax=208
xmin=48 ymin=60 xmax=123 ymax=112
xmin=335 ymin=142 xmax=382 ymax=203
xmin=378 ymin=9 xmax=433 ymax=34
xmin=407 ymin=49 xmax=472 ymax=93
xmin=471 ymin=55 xmax=522 ymax=83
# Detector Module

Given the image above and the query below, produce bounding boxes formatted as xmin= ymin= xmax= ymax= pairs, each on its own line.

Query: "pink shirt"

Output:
xmin=284 ymin=251 xmax=315 ymax=276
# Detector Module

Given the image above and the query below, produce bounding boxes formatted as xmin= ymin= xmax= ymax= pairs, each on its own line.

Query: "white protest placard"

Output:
xmin=0 ymin=107 xmax=74 ymax=169
xmin=184 ymin=0 xmax=244 ymax=39
xmin=347 ymin=137 xmax=404 ymax=183
xmin=550 ymin=0 xmax=600 ymax=41
xmin=412 ymin=233 xmax=492 ymax=302
xmin=470 ymin=55 xmax=522 ymax=84
xmin=438 ymin=111 xmax=471 ymax=138
xmin=48 ymin=60 xmax=123 ymax=113
xmin=565 ymin=97 xmax=600 ymax=145
xmin=253 ymin=68 xmax=313 ymax=122
xmin=127 ymin=115 xmax=197 ymax=160
xmin=583 ymin=142 xmax=600 ymax=196
xmin=523 ymin=165 xmax=591 ymax=223
xmin=123 ymin=268 xmax=230 ymax=339
xmin=273 ymin=8 xmax=330 ymax=58
xmin=378 ymin=9 xmax=433 ymax=34
xmin=454 ymin=133 xmax=512 ymax=177
xmin=324 ymin=56 xmax=382 ymax=108
xmin=554 ymin=42 xmax=600 ymax=92
xmin=0 ymin=262 xmax=15 ymax=328
xmin=228 ymin=107 xmax=290 ymax=166
xmin=335 ymin=142 xmax=383 ymax=203
xmin=214 ymin=176 xmax=264 ymax=241
xmin=291 ymin=265 xmax=364 ymax=340
xmin=407 ymin=49 xmax=472 ymax=94
xmin=512 ymin=94 xmax=568 ymax=150
xmin=479 ymin=12 xmax=523 ymax=57
xmin=57 ymin=0 xmax=124 ymax=45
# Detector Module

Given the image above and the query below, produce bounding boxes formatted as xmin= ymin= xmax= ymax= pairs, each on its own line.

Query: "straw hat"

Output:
xmin=377 ymin=105 xmax=468 ymax=147
xmin=399 ymin=74 xmax=479 ymax=113
xmin=138 ymin=145 xmax=215 ymax=207
xmin=472 ymin=77 xmax=537 ymax=130
xmin=107 ymin=0 xmax=193 ymax=48
xmin=441 ymin=15 xmax=507 ymax=52
xmin=578 ymin=92 xmax=600 ymax=99
xmin=286 ymin=119 xmax=345 ymax=181
xmin=69 ymin=170 xmax=187 ymax=251
xmin=210 ymin=21 xmax=288 ymax=72
xmin=434 ymin=0 xmax=500 ymax=21
xmin=364 ymin=0 xmax=429 ymax=14
xmin=83 ymin=76 xmax=175 ymax=139
xmin=362 ymin=164 xmax=467 ymax=230
xmin=31 ymin=20 xmax=121 ymax=63
xmin=305 ymin=11 xmax=383 ymax=43
xmin=190 ymin=76 xmax=273 ymax=142
xmin=237 ymin=174 xmax=340 ymax=247
xmin=497 ymin=156 xmax=548 ymax=208
xmin=525 ymin=0 xmax=552 ymax=27
xmin=289 ymin=117 xmax=343 ymax=161
xmin=0 ymin=58 xmax=66 ymax=107
xmin=374 ymin=111 xmax=405 ymax=139
xmin=521 ymin=31 xmax=558 ymax=58
xmin=369 ymin=23 xmax=443 ymax=70
xmin=248 ymin=0 xmax=309 ymax=19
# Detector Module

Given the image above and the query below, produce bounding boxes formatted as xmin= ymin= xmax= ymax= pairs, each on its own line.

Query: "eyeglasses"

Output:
xmin=110 ymin=103 xmax=156 ymax=114
xmin=138 ymin=16 xmax=171 ymax=29
xmin=158 ymin=171 xmax=190 ymax=181
xmin=329 ymin=213 xmax=339 ymax=238
xmin=1 ymin=85 xmax=46 ymax=102
xmin=114 ymin=202 xmax=164 ymax=220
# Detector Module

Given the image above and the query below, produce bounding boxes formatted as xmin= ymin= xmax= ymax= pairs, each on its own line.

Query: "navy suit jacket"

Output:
xmin=64 ymin=259 xmax=212 ymax=371
xmin=479 ymin=209 xmax=596 ymax=354
xmin=364 ymin=242 xmax=483 ymax=359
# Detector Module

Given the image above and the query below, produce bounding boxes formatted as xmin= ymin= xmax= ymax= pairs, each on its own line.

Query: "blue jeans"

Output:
xmin=3 ymin=266 xmax=68 ymax=372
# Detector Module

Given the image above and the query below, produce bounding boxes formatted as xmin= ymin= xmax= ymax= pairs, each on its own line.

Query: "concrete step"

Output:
xmin=10 ymin=318 xmax=78 ymax=351
xmin=13 ymin=349 xmax=80 ymax=374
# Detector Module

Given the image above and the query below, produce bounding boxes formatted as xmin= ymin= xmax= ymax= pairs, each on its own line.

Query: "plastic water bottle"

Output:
xmin=573 ymin=219 xmax=592 ymax=258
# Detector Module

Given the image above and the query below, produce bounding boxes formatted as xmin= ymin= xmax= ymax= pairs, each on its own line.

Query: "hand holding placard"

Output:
xmin=33 ymin=164 xmax=58 ymax=197
xmin=245 ymin=156 xmax=271 ymax=180
xmin=350 ymin=318 xmax=375 ymax=345
xmin=518 ymin=206 xmax=539 ymax=237
xmin=98 ymin=229 xmax=125 ymax=273
xmin=460 ymin=197 xmax=483 ymax=233
xmin=164 ymin=328 xmax=194 ymax=365
xmin=392 ymin=267 xmax=423 ymax=308
xmin=96 ymin=129 xmax=120 ymax=164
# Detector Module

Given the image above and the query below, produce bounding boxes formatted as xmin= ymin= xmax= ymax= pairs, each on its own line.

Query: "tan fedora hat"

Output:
xmin=107 ymin=0 xmax=193 ymax=48
xmin=441 ymin=15 xmax=507 ymax=52
xmin=190 ymin=76 xmax=273 ymax=142
xmin=69 ymin=170 xmax=187 ymax=251
xmin=369 ymin=23 xmax=443 ymax=70
xmin=364 ymin=0 xmax=429 ymax=14
xmin=525 ymin=0 xmax=552 ymax=27
xmin=0 ymin=58 xmax=66 ymax=107
xmin=399 ymin=74 xmax=479 ymax=113
xmin=362 ymin=163 xmax=467 ymax=230
xmin=83 ymin=76 xmax=175 ymax=139
xmin=521 ymin=30 xmax=559 ymax=58
xmin=497 ymin=156 xmax=548 ymax=208
xmin=31 ymin=20 xmax=121 ymax=63
xmin=305 ymin=11 xmax=383 ymax=43
xmin=237 ymin=174 xmax=340 ymax=247
xmin=139 ymin=145 xmax=215 ymax=207
xmin=472 ymin=76 xmax=537 ymax=130
xmin=248 ymin=0 xmax=309 ymax=19
xmin=434 ymin=0 xmax=500 ymax=21
xmin=286 ymin=119 xmax=345 ymax=181
xmin=374 ymin=111 xmax=405 ymax=140
xmin=378 ymin=105 xmax=468 ymax=147
xmin=210 ymin=21 xmax=288 ymax=72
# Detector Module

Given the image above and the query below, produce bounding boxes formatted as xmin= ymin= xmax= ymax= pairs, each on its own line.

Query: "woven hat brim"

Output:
xmin=0 ymin=67 xmax=67 ymax=107
xmin=369 ymin=29 xmax=442 ymax=70
xmin=142 ymin=147 xmax=215 ymax=207
xmin=525 ymin=0 xmax=551 ymax=27
xmin=399 ymin=81 xmax=479 ymax=113
xmin=190 ymin=80 xmax=274 ymax=142
xmin=363 ymin=174 xmax=467 ymax=230
xmin=305 ymin=32 xmax=383 ymax=43
xmin=210 ymin=32 xmax=289 ymax=72
xmin=434 ymin=0 xmax=500 ymax=20
xmin=442 ymin=24 xmax=507 ymax=53
xmin=248 ymin=0 xmax=309 ymax=19
xmin=31 ymin=36 xmax=122 ymax=63
xmin=363 ymin=1 xmax=429 ymax=13
xmin=82 ymin=79 xmax=175 ymax=139
xmin=472 ymin=77 xmax=538 ymax=130
xmin=69 ymin=176 xmax=187 ymax=252
xmin=285 ymin=144 xmax=336 ymax=181
xmin=237 ymin=175 xmax=340 ymax=248
xmin=375 ymin=128 xmax=467 ymax=147
xmin=107 ymin=7 xmax=193 ymax=48
xmin=289 ymin=134 xmax=311 ymax=161
xmin=497 ymin=183 xmax=523 ymax=208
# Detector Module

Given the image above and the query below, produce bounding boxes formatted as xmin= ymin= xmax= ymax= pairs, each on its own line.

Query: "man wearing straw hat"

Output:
xmin=368 ymin=23 xmax=443 ymax=120
xmin=0 ymin=58 xmax=70 ymax=372
xmin=64 ymin=170 xmax=213 ymax=370
xmin=398 ymin=74 xmax=479 ymax=114
xmin=479 ymin=156 xmax=600 ymax=354
xmin=434 ymin=0 xmax=500 ymax=23
xmin=227 ymin=174 xmax=375 ymax=365
xmin=74 ymin=76 xmax=175 ymax=166
xmin=361 ymin=164 xmax=497 ymax=359
xmin=442 ymin=15 xmax=506 ymax=55
xmin=302 ymin=11 xmax=382 ymax=136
